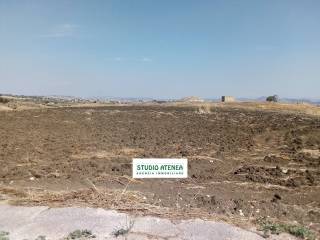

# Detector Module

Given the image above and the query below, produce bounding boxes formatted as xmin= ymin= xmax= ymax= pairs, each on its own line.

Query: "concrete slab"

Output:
xmin=0 ymin=204 xmax=292 ymax=240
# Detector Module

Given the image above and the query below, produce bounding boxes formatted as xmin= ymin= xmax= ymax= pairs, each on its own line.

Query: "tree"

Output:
xmin=266 ymin=95 xmax=279 ymax=102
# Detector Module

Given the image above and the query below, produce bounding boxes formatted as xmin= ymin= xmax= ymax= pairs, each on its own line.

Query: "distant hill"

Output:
xmin=179 ymin=96 xmax=204 ymax=102
xmin=237 ymin=96 xmax=320 ymax=105
xmin=279 ymin=98 xmax=320 ymax=104
xmin=1 ymin=93 xmax=319 ymax=105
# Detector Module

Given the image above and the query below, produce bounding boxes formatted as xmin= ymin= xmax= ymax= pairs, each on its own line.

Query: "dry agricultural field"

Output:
xmin=0 ymin=102 xmax=319 ymax=236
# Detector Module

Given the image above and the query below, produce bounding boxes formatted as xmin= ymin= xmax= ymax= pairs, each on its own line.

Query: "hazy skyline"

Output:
xmin=0 ymin=0 xmax=319 ymax=99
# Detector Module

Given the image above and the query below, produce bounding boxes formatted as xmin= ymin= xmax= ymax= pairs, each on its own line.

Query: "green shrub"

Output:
xmin=0 ymin=231 xmax=9 ymax=240
xmin=257 ymin=217 xmax=315 ymax=240
xmin=64 ymin=229 xmax=96 ymax=239
xmin=266 ymin=95 xmax=279 ymax=102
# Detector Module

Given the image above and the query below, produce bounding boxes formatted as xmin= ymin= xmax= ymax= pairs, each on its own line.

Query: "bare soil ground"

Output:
xmin=0 ymin=103 xmax=319 ymax=235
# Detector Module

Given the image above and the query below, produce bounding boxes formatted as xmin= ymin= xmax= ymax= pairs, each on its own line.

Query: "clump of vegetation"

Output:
xmin=0 ymin=231 xmax=9 ymax=240
xmin=257 ymin=217 xmax=315 ymax=240
xmin=196 ymin=104 xmax=212 ymax=114
xmin=0 ymin=97 xmax=10 ymax=104
xmin=64 ymin=229 xmax=96 ymax=239
xmin=34 ymin=236 xmax=46 ymax=240
xmin=266 ymin=95 xmax=279 ymax=102
xmin=112 ymin=220 xmax=134 ymax=238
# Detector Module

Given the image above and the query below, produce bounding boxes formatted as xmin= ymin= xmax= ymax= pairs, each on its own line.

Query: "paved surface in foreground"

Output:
xmin=0 ymin=204 xmax=296 ymax=240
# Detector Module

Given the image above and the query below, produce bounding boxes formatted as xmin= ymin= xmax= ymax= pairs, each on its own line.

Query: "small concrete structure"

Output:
xmin=221 ymin=96 xmax=235 ymax=102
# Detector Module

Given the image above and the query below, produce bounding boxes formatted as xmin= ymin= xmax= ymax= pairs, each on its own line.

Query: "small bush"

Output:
xmin=257 ymin=217 xmax=315 ymax=240
xmin=286 ymin=225 xmax=315 ymax=239
xmin=64 ymin=229 xmax=96 ymax=239
xmin=196 ymin=104 xmax=211 ymax=114
xmin=0 ymin=97 xmax=9 ymax=104
xmin=266 ymin=95 xmax=279 ymax=102
xmin=0 ymin=231 xmax=9 ymax=240
xmin=35 ymin=236 xmax=46 ymax=240
xmin=112 ymin=220 xmax=134 ymax=238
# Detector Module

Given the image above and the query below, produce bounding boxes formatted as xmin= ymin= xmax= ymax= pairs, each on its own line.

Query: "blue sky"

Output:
xmin=0 ymin=0 xmax=319 ymax=99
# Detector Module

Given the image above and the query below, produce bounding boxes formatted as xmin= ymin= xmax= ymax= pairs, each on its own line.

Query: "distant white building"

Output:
xmin=221 ymin=96 xmax=235 ymax=102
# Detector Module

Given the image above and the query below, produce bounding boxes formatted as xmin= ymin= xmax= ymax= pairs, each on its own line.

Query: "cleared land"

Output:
xmin=0 ymin=102 xmax=319 ymax=236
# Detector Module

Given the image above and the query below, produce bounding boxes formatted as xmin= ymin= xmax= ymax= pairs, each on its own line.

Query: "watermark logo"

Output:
xmin=132 ymin=158 xmax=188 ymax=178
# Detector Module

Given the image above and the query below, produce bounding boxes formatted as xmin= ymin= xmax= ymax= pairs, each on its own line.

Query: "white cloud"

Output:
xmin=140 ymin=57 xmax=152 ymax=62
xmin=106 ymin=57 xmax=153 ymax=62
xmin=40 ymin=24 xmax=78 ymax=38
